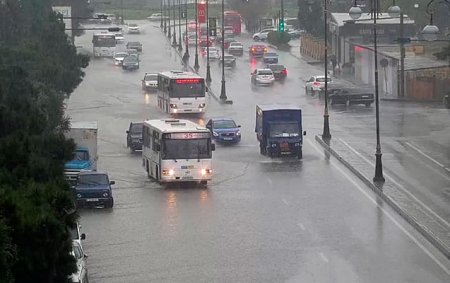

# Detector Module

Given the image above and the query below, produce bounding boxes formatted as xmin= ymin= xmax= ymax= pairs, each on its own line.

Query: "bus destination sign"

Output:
xmin=167 ymin=132 xmax=210 ymax=139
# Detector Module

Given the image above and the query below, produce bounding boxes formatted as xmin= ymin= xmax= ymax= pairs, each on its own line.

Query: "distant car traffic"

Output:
xmin=74 ymin=171 xmax=115 ymax=208
xmin=251 ymin=69 xmax=275 ymax=86
xmin=228 ymin=41 xmax=244 ymax=56
xmin=126 ymin=122 xmax=143 ymax=151
xmin=305 ymin=75 xmax=333 ymax=95
xmin=249 ymin=44 xmax=268 ymax=58
xmin=122 ymin=55 xmax=139 ymax=71
xmin=262 ymin=52 xmax=279 ymax=64
xmin=206 ymin=118 xmax=241 ymax=144
xmin=199 ymin=36 xmax=213 ymax=47
xmin=126 ymin=41 xmax=143 ymax=52
xmin=113 ymin=51 xmax=129 ymax=66
xmin=219 ymin=54 xmax=236 ymax=68
xmin=266 ymin=64 xmax=287 ymax=80
xmin=202 ymin=47 xmax=220 ymax=59
xmin=253 ymin=28 xmax=276 ymax=41
xmin=142 ymin=73 xmax=158 ymax=91
xmin=147 ymin=13 xmax=168 ymax=21
xmin=128 ymin=23 xmax=140 ymax=34
xmin=114 ymin=32 xmax=124 ymax=43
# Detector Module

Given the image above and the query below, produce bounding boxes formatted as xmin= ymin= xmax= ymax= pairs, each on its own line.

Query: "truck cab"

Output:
xmin=65 ymin=147 xmax=92 ymax=187
xmin=255 ymin=105 xmax=306 ymax=159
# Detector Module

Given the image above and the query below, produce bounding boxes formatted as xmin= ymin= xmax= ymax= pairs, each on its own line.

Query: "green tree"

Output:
xmin=228 ymin=0 xmax=272 ymax=33
xmin=298 ymin=0 xmax=323 ymax=37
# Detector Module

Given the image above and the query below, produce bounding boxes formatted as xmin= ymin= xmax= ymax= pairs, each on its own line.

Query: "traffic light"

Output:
xmin=209 ymin=17 xmax=217 ymax=37
xmin=279 ymin=19 xmax=285 ymax=32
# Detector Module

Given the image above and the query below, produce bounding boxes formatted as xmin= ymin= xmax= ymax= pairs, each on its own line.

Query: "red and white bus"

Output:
xmin=224 ymin=10 xmax=242 ymax=35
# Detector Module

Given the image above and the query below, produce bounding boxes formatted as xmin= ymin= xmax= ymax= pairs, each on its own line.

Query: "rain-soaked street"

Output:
xmin=67 ymin=21 xmax=450 ymax=282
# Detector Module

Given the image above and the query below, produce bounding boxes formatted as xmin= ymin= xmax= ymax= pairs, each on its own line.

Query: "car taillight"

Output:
xmin=264 ymin=48 xmax=268 ymax=52
xmin=313 ymin=82 xmax=321 ymax=86
xmin=252 ymin=48 xmax=256 ymax=51
xmin=282 ymin=69 xmax=287 ymax=75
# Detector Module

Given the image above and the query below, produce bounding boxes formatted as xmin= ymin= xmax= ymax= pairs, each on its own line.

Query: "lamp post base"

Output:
xmin=206 ymin=65 xmax=212 ymax=83
xmin=322 ymin=113 xmax=331 ymax=140
xmin=194 ymin=53 xmax=200 ymax=71
xmin=220 ymin=80 xmax=227 ymax=101
xmin=373 ymin=152 xmax=385 ymax=183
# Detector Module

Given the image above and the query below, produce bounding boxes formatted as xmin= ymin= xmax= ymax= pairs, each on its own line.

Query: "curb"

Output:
xmin=315 ymin=135 xmax=450 ymax=259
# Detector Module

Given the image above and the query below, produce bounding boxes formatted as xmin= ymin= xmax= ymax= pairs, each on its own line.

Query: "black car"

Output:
xmin=122 ymin=55 xmax=139 ymax=71
xmin=329 ymin=87 xmax=374 ymax=107
xmin=126 ymin=41 xmax=143 ymax=52
xmin=266 ymin=64 xmax=287 ymax=80
xmin=444 ymin=94 xmax=450 ymax=109
xmin=126 ymin=122 xmax=143 ymax=151
xmin=74 ymin=171 xmax=115 ymax=208
xmin=219 ymin=55 xmax=236 ymax=68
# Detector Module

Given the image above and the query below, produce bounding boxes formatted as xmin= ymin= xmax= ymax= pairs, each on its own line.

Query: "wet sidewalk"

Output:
xmin=315 ymin=135 xmax=450 ymax=259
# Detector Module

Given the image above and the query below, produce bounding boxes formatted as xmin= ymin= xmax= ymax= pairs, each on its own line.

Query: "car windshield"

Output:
xmin=123 ymin=56 xmax=138 ymax=63
xmin=213 ymin=120 xmax=237 ymax=129
xmin=224 ymin=56 xmax=234 ymax=60
xmin=69 ymin=226 xmax=79 ymax=240
xmin=72 ymin=244 xmax=83 ymax=260
xmin=128 ymin=42 xmax=141 ymax=46
xmin=114 ymin=52 xmax=128 ymax=58
xmin=162 ymin=139 xmax=211 ymax=160
xmin=268 ymin=65 xmax=284 ymax=71
xmin=115 ymin=33 xmax=123 ymax=37
xmin=269 ymin=122 xmax=300 ymax=138
xmin=77 ymin=174 xmax=109 ymax=186
xmin=74 ymin=150 xmax=88 ymax=161
xmin=130 ymin=123 xmax=143 ymax=133
xmin=265 ymin=53 xmax=278 ymax=57
xmin=230 ymin=43 xmax=242 ymax=47
xmin=316 ymin=77 xmax=332 ymax=82
xmin=171 ymin=82 xmax=205 ymax=97
xmin=145 ymin=74 xmax=157 ymax=81
xmin=258 ymin=70 xmax=272 ymax=75
xmin=209 ymin=48 xmax=218 ymax=52
xmin=129 ymin=24 xmax=138 ymax=27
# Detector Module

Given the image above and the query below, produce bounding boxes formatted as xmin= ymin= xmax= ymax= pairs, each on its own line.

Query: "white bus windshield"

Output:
xmin=162 ymin=139 xmax=211 ymax=160
xmin=170 ymin=80 xmax=205 ymax=98
xmin=93 ymin=35 xmax=116 ymax=47
xmin=269 ymin=123 xmax=299 ymax=138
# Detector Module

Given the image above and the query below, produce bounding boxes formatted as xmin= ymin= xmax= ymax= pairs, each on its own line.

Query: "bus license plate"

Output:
xmin=86 ymin=198 xmax=99 ymax=202
xmin=182 ymin=176 xmax=193 ymax=180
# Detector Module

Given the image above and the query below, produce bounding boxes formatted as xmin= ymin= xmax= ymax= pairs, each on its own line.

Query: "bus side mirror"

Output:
xmin=303 ymin=131 xmax=306 ymax=136
xmin=156 ymin=144 xmax=161 ymax=151
xmin=81 ymin=233 xmax=86 ymax=240
xmin=211 ymin=143 xmax=216 ymax=151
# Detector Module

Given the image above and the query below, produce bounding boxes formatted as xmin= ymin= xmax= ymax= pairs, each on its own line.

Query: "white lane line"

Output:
xmin=266 ymin=177 xmax=273 ymax=185
xmin=338 ymin=138 xmax=450 ymax=229
xmin=308 ymin=139 xmax=450 ymax=275
xmin=260 ymin=160 xmax=283 ymax=164
xmin=281 ymin=198 xmax=289 ymax=206
xmin=319 ymin=252 xmax=329 ymax=263
xmin=404 ymin=141 xmax=450 ymax=174
xmin=297 ymin=223 xmax=306 ymax=231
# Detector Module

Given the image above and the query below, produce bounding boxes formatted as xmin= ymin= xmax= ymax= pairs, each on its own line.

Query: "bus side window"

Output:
xmin=152 ymin=131 xmax=160 ymax=152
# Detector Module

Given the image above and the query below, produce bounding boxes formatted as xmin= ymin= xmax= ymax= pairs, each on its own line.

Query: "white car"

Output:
xmin=253 ymin=28 xmax=276 ymax=41
xmin=128 ymin=23 xmax=140 ymax=34
xmin=251 ymin=68 xmax=275 ymax=86
xmin=69 ymin=241 xmax=88 ymax=283
xmin=202 ymin=47 xmax=220 ymax=59
xmin=114 ymin=32 xmax=124 ymax=43
xmin=113 ymin=52 xmax=129 ymax=66
xmin=147 ymin=13 xmax=168 ymax=21
xmin=69 ymin=222 xmax=86 ymax=248
xmin=227 ymin=41 xmax=244 ymax=56
xmin=142 ymin=73 xmax=158 ymax=91
xmin=305 ymin=75 xmax=333 ymax=95
xmin=185 ymin=35 xmax=197 ymax=46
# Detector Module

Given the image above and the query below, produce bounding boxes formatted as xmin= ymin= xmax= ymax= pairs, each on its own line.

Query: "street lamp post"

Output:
xmin=160 ymin=0 xmax=164 ymax=28
xmin=194 ymin=0 xmax=200 ymax=71
xmin=219 ymin=0 xmax=227 ymax=101
xmin=421 ymin=0 xmax=450 ymax=41
xmin=164 ymin=0 xmax=167 ymax=34
xmin=178 ymin=0 xmax=182 ymax=51
xmin=172 ymin=0 xmax=178 ymax=46
xmin=206 ymin=0 xmax=212 ymax=83
xmin=322 ymin=0 xmax=331 ymax=140
xmin=183 ymin=0 xmax=190 ymax=58
xmin=168 ymin=0 xmax=172 ymax=38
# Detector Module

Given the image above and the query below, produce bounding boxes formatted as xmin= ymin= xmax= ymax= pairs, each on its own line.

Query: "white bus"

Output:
xmin=92 ymin=32 xmax=116 ymax=57
xmin=157 ymin=71 xmax=207 ymax=114
xmin=142 ymin=119 xmax=215 ymax=186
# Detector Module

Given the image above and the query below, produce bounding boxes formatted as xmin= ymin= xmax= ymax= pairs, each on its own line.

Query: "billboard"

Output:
xmin=52 ymin=6 xmax=72 ymax=39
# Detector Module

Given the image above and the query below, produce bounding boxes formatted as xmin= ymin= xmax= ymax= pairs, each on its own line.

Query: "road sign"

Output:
xmin=209 ymin=17 xmax=217 ymax=36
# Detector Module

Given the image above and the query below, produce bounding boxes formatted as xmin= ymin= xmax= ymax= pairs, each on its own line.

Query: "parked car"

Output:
xmin=262 ymin=52 xmax=279 ymax=64
xmin=126 ymin=122 xmax=143 ymax=151
xmin=113 ymin=51 xmax=129 ymax=66
xmin=266 ymin=64 xmax=287 ymax=80
xmin=69 ymin=222 xmax=86 ymax=248
xmin=253 ymin=28 xmax=276 ymax=41
xmin=251 ymin=68 xmax=275 ymax=86
xmin=126 ymin=41 xmax=143 ymax=52
xmin=122 ymin=55 xmax=139 ymax=71
xmin=249 ymin=44 xmax=268 ymax=58
xmin=128 ymin=23 xmax=140 ymax=34
xmin=114 ymin=32 xmax=124 ymax=43
xmin=328 ymin=87 xmax=374 ymax=107
xmin=219 ymin=54 xmax=236 ymax=68
xmin=206 ymin=118 xmax=241 ymax=144
xmin=74 ymin=171 xmax=115 ymax=208
xmin=228 ymin=41 xmax=244 ymax=56
xmin=69 ymin=241 xmax=89 ymax=283
xmin=305 ymin=75 xmax=333 ymax=95
xmin=142 ymin=73 xmax=158 ymax=91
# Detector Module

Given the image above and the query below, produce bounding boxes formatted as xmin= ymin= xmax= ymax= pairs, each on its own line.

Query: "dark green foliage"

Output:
xmin=433 ymin=44 xmax=450 ymax=60
xmin=268 ymin=31 xmax=292 ymax=47
xmin=0 ymin=0 xmax=89 ymax=281
xmin=298 ymin=0 xmax=323 ymax=38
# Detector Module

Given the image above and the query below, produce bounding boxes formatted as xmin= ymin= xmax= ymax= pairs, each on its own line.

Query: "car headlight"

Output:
xmin=103 ymin=192 xmax=109 ymax=197
xmin=77 ymin=193 xmax=82 ymax=198
xmin=271 ymin=143 xmax=277 ymax=147
xmin=213 ymin=131 xmax=218 ymax=137
xmin=199 ymin=103 xmax=205 ymax=108
xmin=236 ymin=130 xmax=241 ymax=136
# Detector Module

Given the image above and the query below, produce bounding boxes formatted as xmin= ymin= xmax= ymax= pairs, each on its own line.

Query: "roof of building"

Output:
xmin=383 ymin=52 xmax=450 ymax=70
xmin=331 ymin=13 xmax=415 ymax=27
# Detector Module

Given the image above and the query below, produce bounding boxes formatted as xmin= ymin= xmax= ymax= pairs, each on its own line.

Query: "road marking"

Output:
xmin=339 ymin=138 xmax=450 ymax=229
xmin=259 ymin=160 xmax=284 ymax=164
xmin=297 ymin=223 xmax=306 ymax=231
xmin=266 ymin=177 xmax=273 ymax=185
xmin=281 ymin=198 xmax=289 ymax=206
xmin=404 ymin=141 xmax=450 ymax=175
xmin=319 ymin=252 xmax=329 ymax=263
xmin=308 ymin=139 xmax=450 ymax=275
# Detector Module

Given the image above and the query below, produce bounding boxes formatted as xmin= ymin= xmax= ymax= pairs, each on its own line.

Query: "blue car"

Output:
xmin=74 ymin=171 xmax=115 ymax=208
xmin=263 ymin=52 xmax=278 ymax=64
xmin=206 ymin=118 xmax=241 ymax=143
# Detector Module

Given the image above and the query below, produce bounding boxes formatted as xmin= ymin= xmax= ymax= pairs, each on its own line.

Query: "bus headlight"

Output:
xmin=162 ymin=169 xmax=175 ymax=176
xmin=213 ymin=131 xmax=218 ymax=137
xmin=170 ymin=104 xmax=177 ymax=108
xmin=201 ymin=169 xmax=212 ymax=176
xmin=199 ymin=103 xmax=206 ymax=108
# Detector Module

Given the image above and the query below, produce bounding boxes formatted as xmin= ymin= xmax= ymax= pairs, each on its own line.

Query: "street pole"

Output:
xmin=178 ymin=0 xmax=182 ymax=51
xmin=164 ymin=0 xmax=167 ymax=34
xmin=373 ymin=0 xmax=385 ymax=183
xmin=121 ymin=0 xmax=124 ymax=24
xmin=194 ymin=0 xmax=200 ymax=71
xmin=206 ymin=0 xmax=212 ymax=83
xmin=281 ymin=0 xmax=284 ymax=31
xmin=184 ymin=0 xmax=189 ymax=57
xmin=399 ymin=11 xmax=405 ymax=98
xmin=172 ymin=0 xmax=177 ymax=46
xmin=322 ymin=0 xmax=331 ymax=140
xmin=168 ymin=0 xmax=172 ymax=38
xmin=219 ymin=0 xmax=227 ymax=101
xmin=160 ymin=0 xmax=164 ymax=28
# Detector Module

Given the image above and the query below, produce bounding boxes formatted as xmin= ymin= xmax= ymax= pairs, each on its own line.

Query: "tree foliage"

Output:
xmin=228 ymin=0 xmax=272 ymax=33
xmin=298 ymin=0 xmax=323 ymax=38
xmin=0 ymin=0 xmax=89 ymax=281
xmin=268 ymin=31 xmax=292 ymax=47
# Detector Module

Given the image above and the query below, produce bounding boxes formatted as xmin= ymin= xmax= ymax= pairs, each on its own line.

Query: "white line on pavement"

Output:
xmin=319 ymin=252 xmax=329 ymax=263
xmin=404 ymin=141 xmax=450 ymax=175
xmin=308 ymin=139 xmax=450 ymax=275
xmin=282 ymin=198 xmax=289 ymax=206
xmin=297 ymin=223 xmax=306 ymax=231
xmin=339 ymin=138 xmax=450 ymax=229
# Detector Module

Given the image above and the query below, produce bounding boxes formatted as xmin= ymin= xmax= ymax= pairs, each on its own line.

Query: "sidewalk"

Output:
xmin=315 ymin=135 xmax=450 ymax=259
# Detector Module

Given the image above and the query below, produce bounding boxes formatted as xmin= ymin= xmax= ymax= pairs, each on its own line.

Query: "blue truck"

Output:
xmin=255 ymin=104 xmax=306 ymax=159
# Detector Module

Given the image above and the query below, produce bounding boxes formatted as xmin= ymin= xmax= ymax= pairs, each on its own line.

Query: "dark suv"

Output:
xmin=74 ymin=171 xmax=115 ymax=208
xmin=126 ymin=122 xmax=143 ymax=151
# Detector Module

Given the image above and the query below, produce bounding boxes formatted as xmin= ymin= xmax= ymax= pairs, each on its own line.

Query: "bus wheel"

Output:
xmin=200 ymin=181 xmax=207 ymax=187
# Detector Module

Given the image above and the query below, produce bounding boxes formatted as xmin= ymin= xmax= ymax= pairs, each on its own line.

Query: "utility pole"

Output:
xmin=399 ymin=11 xmax=405 ymax=98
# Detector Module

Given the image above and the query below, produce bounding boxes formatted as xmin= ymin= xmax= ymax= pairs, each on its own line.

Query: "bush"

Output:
xmin=267 ymin=31 xmax=291 ymax=47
